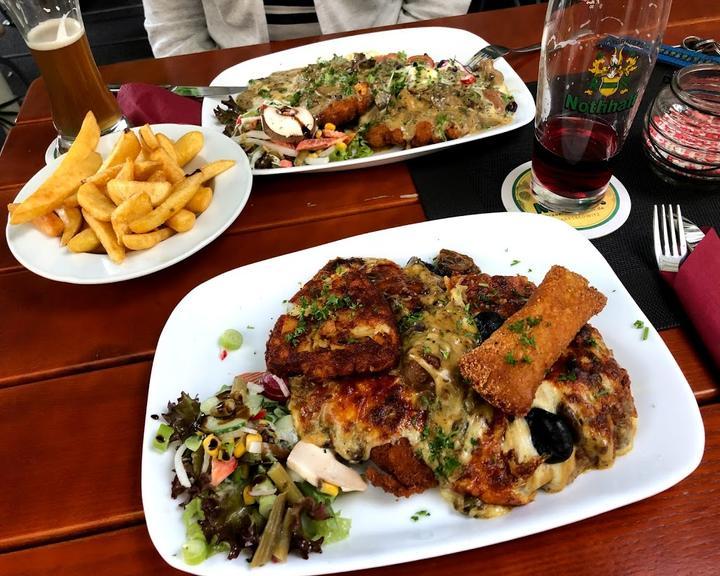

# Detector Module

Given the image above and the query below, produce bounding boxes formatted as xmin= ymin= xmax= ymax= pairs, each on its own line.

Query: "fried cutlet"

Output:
xmin=265 ymin=259 xmax=400 ymax=379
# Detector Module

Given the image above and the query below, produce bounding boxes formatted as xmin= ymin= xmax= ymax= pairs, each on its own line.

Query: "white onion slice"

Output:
xmin=201 ymin=450 xmax=210 ymax=474
xmin=247 ymin=441 xmax=263 ymax=454
xmin=318 ymin=145 xmax=337 ymax=158
xmin=249 ymin=484 xmax=277 ymax=497
xmin=243 ymin=130 xmax=271 ymax=140
xmin=275 ymin=376 xmax=290 ymax=398
xmin=247 ymin=382 xmax=264 ymax=394
xmin=174 ymin=445 xmax=192 ymax=488
xmin=304 ymin=156 xmax=330 ymax=165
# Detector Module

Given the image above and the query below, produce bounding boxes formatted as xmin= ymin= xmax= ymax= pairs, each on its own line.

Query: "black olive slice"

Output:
xmin=525 ymin=407 xmax=574 ymax=464
xmin=474 ymin=311 xmax=505 ymax=342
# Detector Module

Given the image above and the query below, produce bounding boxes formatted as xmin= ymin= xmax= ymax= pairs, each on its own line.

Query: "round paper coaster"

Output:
xmin=501 ymin=161 xmax=631 ymax=239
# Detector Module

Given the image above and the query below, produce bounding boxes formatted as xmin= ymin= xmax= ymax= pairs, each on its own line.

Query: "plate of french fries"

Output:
xmin=6 ymin=113 xmax=252 ymax=284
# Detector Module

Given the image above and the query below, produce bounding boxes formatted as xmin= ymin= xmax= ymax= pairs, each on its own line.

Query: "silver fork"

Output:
xmin=466 ymin=42 xmax=542 ymax=69
xmin=653 ymin=204 xmax=688 ymax=272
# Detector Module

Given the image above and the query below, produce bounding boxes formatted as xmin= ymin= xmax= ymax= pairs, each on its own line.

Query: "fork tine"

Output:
xmin=677 ymin=205 xmax=687 ymax=257
xmin=661 ymin=204 xmax=670 ymax=257
xmin=653 ymin=205 xmax=662 ymax=266
xmin=668 ymin=204 xmax=679 ymax=257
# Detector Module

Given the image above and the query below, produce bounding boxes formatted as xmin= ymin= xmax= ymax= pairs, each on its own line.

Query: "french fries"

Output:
xmin=123 ymin=227 xmax=174 ymax=250
xmin=59 ymin=206 xmax=83 ymax=246
xmin=78 ymin=182 xmax=116 ymax=222
xmin=67 ymin=227 xmax=101 ymax=253
xmin=8 ymin=119 xmax=235 ymax=265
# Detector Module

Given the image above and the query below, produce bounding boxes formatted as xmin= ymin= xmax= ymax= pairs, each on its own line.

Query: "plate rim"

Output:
xmin=200 ymin=26 xmax=535 ymax=175
xmin=6 ymin=123 xmax=253 ymax=285
xmin=141 ymin=212 xmax=705 ymax=576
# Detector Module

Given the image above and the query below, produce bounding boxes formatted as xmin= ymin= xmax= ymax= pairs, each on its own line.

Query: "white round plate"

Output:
xmin=200 ymin=26 xmax=535 ymax=175
xmin=7 ymin=124 xmax=252 ymax=284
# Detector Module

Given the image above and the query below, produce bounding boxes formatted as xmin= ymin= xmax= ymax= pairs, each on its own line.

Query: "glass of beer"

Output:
xmin=1 ymin=0 xmax=125 ymax=154
xmin=531 ymin=0 xmax=672 ymax=212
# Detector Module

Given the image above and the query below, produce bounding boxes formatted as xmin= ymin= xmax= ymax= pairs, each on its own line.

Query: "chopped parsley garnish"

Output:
xmin=411 ymin=509 xmax=431 ymax=522
xmin=284 ymin=292 xmax=359 ymax=346
xmin=642 ymin=326 xmax=649 ymax=341
xmin=257 ymin=88 xmax=271 ymax=98
xmin=426 ymin=426 xmax=461 ymax=479
xmin=558 ymin=371 xmax=577 ymax=382
xmin=633 ymin=320 xmax=644 ymax=329
xmin=511 ymin=259 xmax=521 ymax=266
xmin=400 ymin=311 xmax=423 ymax=332
xmin=505 ymin=352 xmax=517 ymax=365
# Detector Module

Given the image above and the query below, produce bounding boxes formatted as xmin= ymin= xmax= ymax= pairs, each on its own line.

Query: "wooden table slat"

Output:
xmin=2 ymin=402 xmax=717 ymax=575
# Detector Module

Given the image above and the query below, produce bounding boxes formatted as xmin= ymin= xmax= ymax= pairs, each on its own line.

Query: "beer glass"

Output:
xmin=1 ymin=0 xmax=125 ymax=153
xmin=531 ymin=0 xmax=672 ymax=212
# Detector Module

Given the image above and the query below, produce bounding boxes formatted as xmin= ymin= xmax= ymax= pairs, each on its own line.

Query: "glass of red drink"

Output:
xmin=532 ymin=0 xmax=673 ymax=212
xmin=0 ymin=0 xmax=126 ymax=154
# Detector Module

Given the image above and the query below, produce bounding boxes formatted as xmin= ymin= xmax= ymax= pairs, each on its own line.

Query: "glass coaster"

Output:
xmin=501 ymin=161 xmax=631 ymax=239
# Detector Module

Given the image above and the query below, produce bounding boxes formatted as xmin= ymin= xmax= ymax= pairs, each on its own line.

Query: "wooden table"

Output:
xmin=1 ymin=3 xmax=719 ymax=575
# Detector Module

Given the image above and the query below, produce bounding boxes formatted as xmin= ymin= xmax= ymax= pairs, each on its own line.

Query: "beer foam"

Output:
xmin=26 ymin=16 xmax=84 ymax=51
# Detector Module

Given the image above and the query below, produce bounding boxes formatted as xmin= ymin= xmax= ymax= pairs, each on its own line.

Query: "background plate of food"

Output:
xmin=6 ymin=120 xmax=251 ymax=284
xmin=201 ymin=27 xmax=535 ymax=173
xmin=142 ymin=212 xmax=703 ymax=575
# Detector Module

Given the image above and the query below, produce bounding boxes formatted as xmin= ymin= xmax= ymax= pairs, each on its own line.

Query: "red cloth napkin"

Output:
xmin=662 ymin=228 xmax=720 ymax=369
xmin=116 ymin=83 xmax=202 ymax=126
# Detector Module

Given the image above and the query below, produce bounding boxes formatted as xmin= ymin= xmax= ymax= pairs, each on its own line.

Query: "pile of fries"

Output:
xmin=8 ymin=112 xmax=235 ymax=264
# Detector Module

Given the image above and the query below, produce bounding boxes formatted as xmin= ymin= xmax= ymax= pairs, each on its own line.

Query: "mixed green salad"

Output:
xmin=152 ymin=371 xmax=352 ymax=568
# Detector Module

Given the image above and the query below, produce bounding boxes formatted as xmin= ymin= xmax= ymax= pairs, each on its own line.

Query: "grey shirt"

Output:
xmin=142 ymin=0 xmax=472 ymax=57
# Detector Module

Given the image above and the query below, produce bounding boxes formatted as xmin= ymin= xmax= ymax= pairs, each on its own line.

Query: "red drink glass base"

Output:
xmin=531 ymin=116 xmax=618 ymax=213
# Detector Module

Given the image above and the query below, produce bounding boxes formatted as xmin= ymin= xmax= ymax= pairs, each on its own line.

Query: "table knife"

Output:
xmin=107 ymin=84 xmax=247 ymax=97
xmin=683 ymin=217 xmax=706 ymax=252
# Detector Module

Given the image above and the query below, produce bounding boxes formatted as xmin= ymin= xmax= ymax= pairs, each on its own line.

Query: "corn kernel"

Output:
xmin=202 ymin=434 xmax=220 ymax=457
xmin=233 ymin=439 xmax=246 ymax=458
xmin=324 ymin=122 xmax=336 ymax=131
xmin=319 ymin=481 xmax=339 ymax=497
xmin=315 ymin=130 xmax=322 ymax=138
xmin=243 ymin=485 xmax=256 ymax=505
xmin=335 ymin=142 xmax=347 ymax=152
xmin=245 ymin=433 xmax=262 ymax=449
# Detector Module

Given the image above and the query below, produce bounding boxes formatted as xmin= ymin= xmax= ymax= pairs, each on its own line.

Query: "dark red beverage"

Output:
xmin=531 ymin=116 xmax=619 ymax=208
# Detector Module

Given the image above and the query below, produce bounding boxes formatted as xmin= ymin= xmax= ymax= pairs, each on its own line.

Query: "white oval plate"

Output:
xmin=142 ymin=212 xmax=704 ymax=576
xmin=8 ymin=124 xmax=252 ymax=284
xmin=201 ymin=26 xmax=535 ymax=174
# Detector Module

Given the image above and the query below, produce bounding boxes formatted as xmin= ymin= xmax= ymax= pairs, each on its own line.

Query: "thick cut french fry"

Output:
xmin=186 ymin=186 xmax=213 ymax=214
xmin=139 ymin=124 xmax=159 ymax=151
xmin=100 ymin=129 xmax=141 ymax=170
xmin=157 ymin=133 xmax=178 ymax=163
xmin=59 ymin=206 xmax=83 ymax=246
xmin=63 ymin=193 xmax=79 ymax=209
xmin=116 ymin=157 xmax=135 ymax=182
xmin=78 ymin=182 xmax=116 ymax=222
xmin=129 ymin=171 xmax=204 ymax=233
xmin=67 ymin=227 xmax=100 ymax=253
xmin=82 ymin=210 xmax=125 ymax=263
xmin=147 ymin=169 xmax=168 ymax=183
xmin=199 ymin=159 xmax=236 ymax=182
xmin=9 ymin=151 xmax=102 ymax=224
xmin=133 ymin=161 xmax=161 ymax=180
xmin=107 ymin=179 xmax=172 ymax=206
xmin=84 ymin=164 xmax=122 ymax=187
xmin=150 ymin=147 xmax=185 ymax=183
xmin=31 ymin=212 xmax=64 ymax=237
xmin=123 ymin=227 xmax=174 ymax=250
xmin=111 ymin=192 xmax=152 ymax=243
xmin=174 ymin=131 xmax=204 ymax=167
xmin=166 ymin=209 xmax=196 ymax=233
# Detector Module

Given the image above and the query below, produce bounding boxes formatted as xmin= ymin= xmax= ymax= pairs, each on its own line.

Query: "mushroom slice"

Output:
xmin=261 ymin=105 xmax=316 ymax=144
xmin=286 ymin=441 xmax=367 ymax=492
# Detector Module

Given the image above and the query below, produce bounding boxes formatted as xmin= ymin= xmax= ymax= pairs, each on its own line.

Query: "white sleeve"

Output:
xmin=142 ymin=0 xmax=217 ymax=57
xmin=397 ymin=0 xmax=472 ymax=23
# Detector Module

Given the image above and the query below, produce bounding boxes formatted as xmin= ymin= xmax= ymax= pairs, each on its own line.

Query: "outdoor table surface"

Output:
xmin=1 ymin=2 xmax=718 ymax=575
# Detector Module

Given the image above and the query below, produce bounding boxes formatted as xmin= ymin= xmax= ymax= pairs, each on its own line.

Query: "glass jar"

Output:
xmin=643 ymin=63 xmax=720 ymax=181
